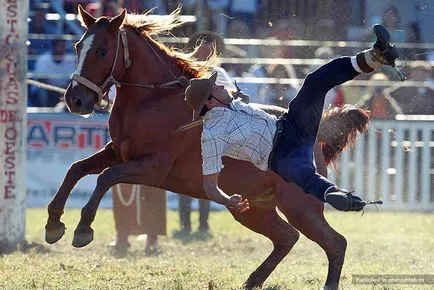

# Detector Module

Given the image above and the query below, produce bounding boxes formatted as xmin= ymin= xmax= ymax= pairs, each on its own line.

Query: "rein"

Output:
xmin=71 ymin=28 xmax=188 ymax=109
xmin=71 ymin=26 xmax=201 ymax=134
xmin=172 ymin=119 xmax=203 ymax=134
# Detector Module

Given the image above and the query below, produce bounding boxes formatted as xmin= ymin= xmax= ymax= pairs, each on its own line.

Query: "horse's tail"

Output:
xmin=318 ymin=104 xmax=370 ymax=166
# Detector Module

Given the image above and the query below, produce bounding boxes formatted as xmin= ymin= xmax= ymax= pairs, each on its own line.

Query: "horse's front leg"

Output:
xmin=45 ymin=142 xmax=117 ymax=244
xmin=72 ymin=153 xmax=173 ymax=247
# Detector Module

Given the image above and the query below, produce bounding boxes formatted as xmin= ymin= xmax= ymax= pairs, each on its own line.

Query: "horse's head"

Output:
xmin=65 ymin=5 xmax=127 ymax=114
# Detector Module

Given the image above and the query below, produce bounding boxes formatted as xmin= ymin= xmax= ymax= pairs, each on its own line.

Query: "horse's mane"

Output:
xmin=122 ymin=7 xmax=216 ymax=78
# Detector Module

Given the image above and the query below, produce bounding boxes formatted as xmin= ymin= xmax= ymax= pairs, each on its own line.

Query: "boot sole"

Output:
xmin=373 ymin=24 xmax=400 ymax=64
xmin=374 ymin=24 xmax=391 ymax=43
xmin=326 ymin=194 xmax=350 ymax=211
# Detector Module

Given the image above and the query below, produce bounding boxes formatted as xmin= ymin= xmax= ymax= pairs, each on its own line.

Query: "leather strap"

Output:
xmin=72 ymin=73 xmax=104 ymax=98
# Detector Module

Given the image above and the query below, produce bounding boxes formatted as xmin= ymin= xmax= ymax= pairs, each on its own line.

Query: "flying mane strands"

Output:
xmin=123 ymin=6 xmax=184 ymax=36
xmin=76 ymin=6 xmax=218 ymax=78
xmin=123 ymin=7 xmax=217 ymax=78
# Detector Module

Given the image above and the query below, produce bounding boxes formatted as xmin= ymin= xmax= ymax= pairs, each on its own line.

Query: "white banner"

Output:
xmin=27 ymin=113 xmax=112 ymax=208
xmin=0 ymin=0 xmax=28 ymax=251
xmin=26 ymin=113 xmax=225 ymax=211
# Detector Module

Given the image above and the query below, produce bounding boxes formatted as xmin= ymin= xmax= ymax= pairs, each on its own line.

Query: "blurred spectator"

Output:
xmin=111 ymin=185 xmax=166 ymax=255
xmin=186 ymin=31 xmax=236 ymax=92
xmin=179 ymin=193 xmax=210 ymax=234
xmin=387 ymin=63 xmax=434 ymax=115
xmin=207 ymin=0 xmax=230 ymax=35
xmin=248 ymin=22 xmax=299 ymax=103
xmin=405 ymin=22 xmax=426 ymax=61
xmin=227 ymin=18 xmax=250 ymax=39
xmin=365 ymin=5 xmax=406 ymax=43
xmin=86 ymin=0 xmax=121 ymax=17
xmin=307 ymin=46 xmax=335 ymax=72
xmin=261 ymin=64 xmax=297 ymax=107
xmin=119 ymin=0 xmax=144 ymax=13
xmin=259 ymin=0 xmax=288 ymax=19
xmin=360 ymin=5 xmax=406 ymax=44
xmin=187 ymin=31 xmax=225 ymax=59
xmin=358 ymin=73 xmax=402 ymax=119
xmin=224 ymin=44 xmax=257 ymax=99
xmin=64 ymin=0 xmax=93 ymax=14
xmin=28 ymin=5 xmax=58 ymax=70
xmin=267 ymin=19 xmax=297 ymax=59
xmin=247 ymin=25 xmax=270 ymax=103
xmin=120 ymin=0 xmax=168 ymax=14
xmin=227 ymin=18 xmax=256 ymax=57
xmin=270 ymin=18 xmax=307 ymax=76
xmin=229 ymin=0 xmax=261 ymax=26
xmin=30 ymin=39 xmax=75 ymax=107
xmin=30 ymin=0 xmax=49 ymax=10
xmin=359 ymin=74 xmax=402 ymax=172
xmin=225 ymin=19 xmax=258 ymax=96
xmin=306 ymin=46 xmax=345 ymax=110
xmin=381 ymin=6 xmax=406 ymax=42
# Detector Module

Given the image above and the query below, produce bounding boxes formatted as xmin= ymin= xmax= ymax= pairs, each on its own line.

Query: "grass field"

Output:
xmin=0 ymin=209 xmax=433 ymax=290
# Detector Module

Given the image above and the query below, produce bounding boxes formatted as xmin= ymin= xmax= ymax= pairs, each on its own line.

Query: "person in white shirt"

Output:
xmin=32 ymin=39 xmax=75 ymax=107
xmin=184 ymin=24 xmax=399 ymax=213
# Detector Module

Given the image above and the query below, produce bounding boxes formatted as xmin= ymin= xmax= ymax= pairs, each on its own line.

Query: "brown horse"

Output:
xmin=45 ymin=7 xmax=370 ymax=289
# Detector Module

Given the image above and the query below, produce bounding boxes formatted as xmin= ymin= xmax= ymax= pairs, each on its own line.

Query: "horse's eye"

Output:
xmin=97 ymin=48 xmax=107 ymax=58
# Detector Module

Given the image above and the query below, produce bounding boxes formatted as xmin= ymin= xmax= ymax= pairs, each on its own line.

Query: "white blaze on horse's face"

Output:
xmin=72 ymin=34 xmax=95 ymax=88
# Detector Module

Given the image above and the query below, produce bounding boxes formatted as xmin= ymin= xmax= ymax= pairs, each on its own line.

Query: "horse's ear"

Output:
xmin=109 ymin=9 xmax=126 ymax=32
xmin=78 ymin=4 xmax=96 ymax=28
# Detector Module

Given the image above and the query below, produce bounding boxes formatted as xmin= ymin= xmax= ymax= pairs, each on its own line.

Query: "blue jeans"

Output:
xmin=269 ymin=57 xmax=359 ymax=201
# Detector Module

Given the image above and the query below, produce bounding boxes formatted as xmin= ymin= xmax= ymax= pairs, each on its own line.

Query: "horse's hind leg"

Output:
xmin=277 ymin=187 xmax=346 ymax=290
xmin=231 ymin=206 xmax=300 ymax=289
xmin=45 ymin=143 xmax=117 ymax=244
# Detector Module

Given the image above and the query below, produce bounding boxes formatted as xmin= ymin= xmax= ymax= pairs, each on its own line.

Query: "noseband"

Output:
xmin=71 ymin=28 xmax=188 ymax=109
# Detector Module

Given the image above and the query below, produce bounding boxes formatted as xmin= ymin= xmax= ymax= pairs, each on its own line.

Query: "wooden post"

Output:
xmin=0 ymin=0 xmax=28 ymax=253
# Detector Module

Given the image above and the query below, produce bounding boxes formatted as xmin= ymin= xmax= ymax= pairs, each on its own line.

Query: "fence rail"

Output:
xmin=26 ymin=72 xmax=432 ymax=89
xmin=330 ymin=119 xmax=434 ymax=211
xmin=28 ymin=33 xmax=434 ymax=49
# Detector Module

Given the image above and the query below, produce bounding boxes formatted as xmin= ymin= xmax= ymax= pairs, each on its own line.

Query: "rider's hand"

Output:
xmin=233 ymin=80 xmax=250 ymax=104
xmin=227 ymin=194 xmax=250 ymax=213
xmin=233 ymin=91 xmax=250 ymax=104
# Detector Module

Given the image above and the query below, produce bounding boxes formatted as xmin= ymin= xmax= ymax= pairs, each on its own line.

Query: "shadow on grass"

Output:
xmin=0 ymin=240 xmax=52 ymax=255
xmin=263 ymin=286 xmax=285 ymax=290
xmin=108 ymin=242 xmax=163 ymax=259
xmin=172 ymin=229 xmax=214 ymax=244
xmin=109 ymin=245 xmax=129 ymax=258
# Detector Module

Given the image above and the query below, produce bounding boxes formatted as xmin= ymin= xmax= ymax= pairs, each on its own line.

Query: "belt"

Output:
xmin=267 ymin=115 xmax=286 ymax=170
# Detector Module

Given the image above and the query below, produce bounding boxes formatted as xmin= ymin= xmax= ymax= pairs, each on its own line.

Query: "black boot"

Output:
xmin=355 ymin=24 xmax=400 ymax=73
xmin=325 ymin=189 xmax=381 ymax=212
xmin=372 ymin=24 xmax=400 ymax=66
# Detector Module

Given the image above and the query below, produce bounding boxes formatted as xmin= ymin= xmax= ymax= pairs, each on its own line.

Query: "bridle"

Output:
xmin=71 ymin=27 xmax=188 ymax=109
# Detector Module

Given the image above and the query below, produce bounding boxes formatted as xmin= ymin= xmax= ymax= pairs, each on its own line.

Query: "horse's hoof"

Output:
xmin=45 ymin=220 xmax=66 ymax=244
xmin=72 ymin=225 xmax=94 ymax=248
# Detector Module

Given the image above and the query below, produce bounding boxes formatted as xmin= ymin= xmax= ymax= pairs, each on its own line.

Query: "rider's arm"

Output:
xmin=201 ymin=129 xmax=233 ymax=207
xmin=202 ymin=173 xmax=250 ymax=212
xmin=202 ymin=173 xmax=231 ymax=206
xmin=201 ymin=126 xmax=250 ymax=212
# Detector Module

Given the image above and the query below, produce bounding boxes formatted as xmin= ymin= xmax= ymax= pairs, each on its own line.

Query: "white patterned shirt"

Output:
xmin=201 ymin=99 xmax=277 ymax=175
